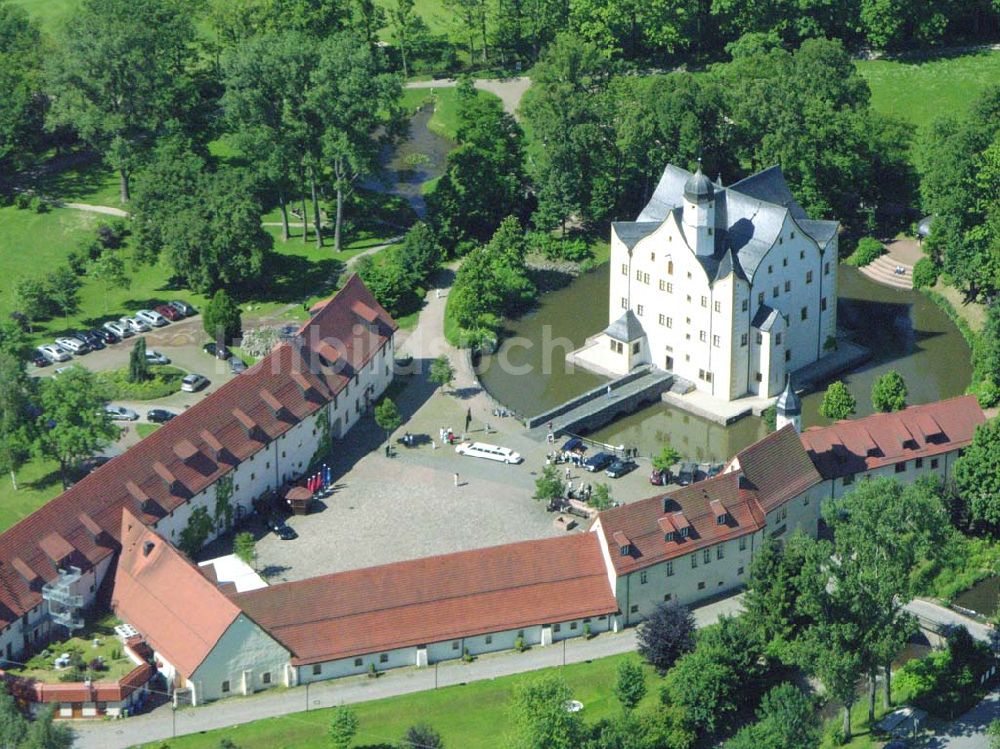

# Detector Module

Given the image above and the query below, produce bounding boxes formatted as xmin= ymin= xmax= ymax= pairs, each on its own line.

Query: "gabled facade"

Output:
xmin=604 ymin=164 xmax=839 ymax=400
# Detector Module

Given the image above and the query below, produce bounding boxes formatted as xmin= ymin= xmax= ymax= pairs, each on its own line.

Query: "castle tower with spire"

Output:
xmin=775 ymin=379 xmax=802 ymax=433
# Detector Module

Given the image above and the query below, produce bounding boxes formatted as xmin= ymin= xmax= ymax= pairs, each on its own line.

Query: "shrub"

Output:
xmin=31 ymin=196 xmax=49 ymax=213
xmin=96 ymin=365 xmax=184 ymax=400
xmin=514 ymin=636 xmax=526 ymax=652
xmin=13 ymin=192 xmax=32 ymax=210
xmin=912 ymin=257 xmax=939 ymax=288
xmin=845 ymin=237 xmax=885 ymax=267
xmin=97 ymin=220 xmax=129 ymax=249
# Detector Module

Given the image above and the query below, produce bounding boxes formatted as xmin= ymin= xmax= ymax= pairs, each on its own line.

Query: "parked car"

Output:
xmin=75 ymin=331 xmax=105 ymax=350
xmin=605 ymin=459 xmax=637 ymax=478
xmin=169 ymin=300 xmax=196 ymax=317
xmin=583 ymin=452 xmax=616 ymax=472
xmin=54 ymin=365 xmax=79 ymax=377
xmin=30 ymin=351 xmax=49 ymax=367
xmin=94 ymin=327 xmax=120 ymax=344
xmin=455 ymin=442 xmax=522 ymax=464
xmin=269 ymin=518 xmax=297 ymax=540
xmin=202 ymin=342 xmax=231 ymax=360
xmin=676 ymin=461 xmax=697 ymax=486
xmin=147 ymin=408 xmax=176 ymax=423
xmin=180 ymin=373 xmax=208 ymax=392
xmin=144 ymin=350 xmax=170 ymax=365
xmin=705 ymin=463 xmax=724 ymax=479
xmin=123 ymin=316 xmax=151 ymax=334
xmin=55 ymin=337 xmax=90 ymax=355
xmin=228 ymin=357 xmax=247 ymax=374
xmin=80 ymin=455 xmax=112 ymax=475
xmin=103 ymin=320 xmax=132 ymax=339
xmin=154 ymin=303 xmax=181 ymax=322
xmin=135 ymin=309 xmax=169 ymax=328
xmin=37 ymin=344 xmax=70 ymax=363
xmin=649 ymin=468 xmax=670 ymax=486
xmin=105 ymin=404 xmax=139 ymax=421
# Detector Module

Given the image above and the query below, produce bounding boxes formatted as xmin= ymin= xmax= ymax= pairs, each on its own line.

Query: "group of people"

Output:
xmin=439 ymin=426 xmax=457 ymax=445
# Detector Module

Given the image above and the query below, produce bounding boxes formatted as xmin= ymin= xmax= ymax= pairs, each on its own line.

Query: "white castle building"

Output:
xmin=584 ymin=163 xmax=840 ymax=401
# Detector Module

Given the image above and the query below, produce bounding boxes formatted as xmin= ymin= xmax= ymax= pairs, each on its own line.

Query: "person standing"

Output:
xmin=606 ymin=385 xmax=612 ymax=399
xmin=465 ymin=407 xmax=472 ymax=433
xmin=454 ymin=472 xmax=459 ymax=487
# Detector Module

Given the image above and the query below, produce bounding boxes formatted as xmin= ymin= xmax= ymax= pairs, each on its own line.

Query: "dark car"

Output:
xmin=676 ymin=461 xmax=697 ymax=486
xmin=147 ymin=408 xmax=177 ymax=424
xmin=229 ymin=357 xmax=247 ymax=374
xmin=155 ymin=303 xmax=182 ymax=322
xmin=80 ymin=455 xmax=112 ymax=474
xmin=93 ymin=327 xmax=120 ymax=344
xmin=30 ymin=351 xmax=49 ymax=367
xmin=583 ymin=452 xmax=616 ymax=472
xmin=75 ymin=331 xmax=105 ymax=350
xmin=202 ymin=342 xmax=232 ymax=360
xmin=649 ymin=468 xmax=669 ymax=486
xmin=605 ymin=459 xmax=637 ymax=478
xmin=269 ymin=518 xmax=297 ymax=540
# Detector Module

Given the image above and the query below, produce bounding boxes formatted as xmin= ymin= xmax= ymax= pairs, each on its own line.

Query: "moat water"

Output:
xmin=477 ymin=264 xmax=971 ymax=461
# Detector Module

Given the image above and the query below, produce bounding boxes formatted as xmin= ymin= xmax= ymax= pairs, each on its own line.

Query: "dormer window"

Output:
xmin=679 ymin=526 xmax=689 ymax=538
xmin=664 ymin=531 xmax=675 ymax=542
xmin=613 ymin=531 xmax=631 ymax=556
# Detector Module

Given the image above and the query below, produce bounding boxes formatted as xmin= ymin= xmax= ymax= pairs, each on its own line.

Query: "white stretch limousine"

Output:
xmin=455 ymin=442 xmax=523 ymax=464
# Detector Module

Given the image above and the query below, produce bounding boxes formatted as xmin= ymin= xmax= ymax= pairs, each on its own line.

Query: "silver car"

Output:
xmin=144 ymin=350 xmax=170 ymax=365
xmin=105 ymin=404 xmax=139 ymax=421
xmin=37 ymin=344 xmax=70 ymax=363
xmin=122 ymin=316 xmax=150 ymax=334
xmin=180 ymin=373 xmax=208 ymax=392
xmin=136 ymin=309 xmax=169 ymax=328
xmin=55 ymin=337 xmax=90 ymax=355
xmin=103 ymin=320 xmax=132 ymax=339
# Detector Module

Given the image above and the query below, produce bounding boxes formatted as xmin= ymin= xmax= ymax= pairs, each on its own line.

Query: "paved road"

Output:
xmin=70 ymin=595 xmax=743 ymax=749
xmin=405 ymin=76 xmax=531 ymax=117
xmin=927 ymin=689 xmax=999 ymax=748
xmin=905 ymin=598 xmax=992 ymax=642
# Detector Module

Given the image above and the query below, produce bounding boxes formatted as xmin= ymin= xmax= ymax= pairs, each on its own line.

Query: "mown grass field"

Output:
xmin=140 ymin=652 xmax=661 ymax=749
xmin=856 ymin=49 xmax=1000 ymax=130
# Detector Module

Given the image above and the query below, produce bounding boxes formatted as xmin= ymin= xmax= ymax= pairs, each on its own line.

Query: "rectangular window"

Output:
xmin=640 ymin=570 xmax=648 ymax=584
xmin=756 ymin=332 xmax=763 ymax=345
xmin=801 ymin=307 xmax=808 ymax=321
xmin=821 ymin=297 xmax=828 ymax=312
xmin=824 ymin=261 xmax=831 ymax=276
xmin=772 ymin=286 xmax=779 ymax=298
xmin=701 ymin=296 xmax=707 ymax=308
xmin=931 ymin=458 xmax=939 ymax=469
xmin=758 ymin=292 xmax=764 ymax=305
xmin=705 ymin=371 xmax=712 ymax=383
xmin=485 ymin=635 xmax=493 ymax=644
xmin=621 ymin=297 xmax=628 ymax=309
xmin=784 ymin=280 xmax=791 ymax=292
xmin=262 ymin=672 xmax=271 ymax=684
xmin=666 ymin=317 xmax=673 ymax=328
xmin=739 ymin=536 xmax=747 ymax=551
xmin=895 ymin=461 xmax=906 ymax=473
xmin=622 ymin=264 xmax=628 ymax=275
xmin=712 ymin=335 xmax=720 ymax=347
xmin=717 ymin=545 xmax=724 ymax=560
xmin=380 ymin=653 xmax=389 ymax=663
xmin=843 ymin=473 xmax=855 ymax=486
xmin=768 ymin=265 xmax=773 ymax=274
xmin=776 ymin=333 xmax=782 ymax=345
xmin=741 ymin=333 xmax=748 ymax=347
xmin=915 ymin=457 xmax=923 ymax=468
xmin=698 ymin=581 xmax=706 ymax=590
xmin=221 ymin=681 xmax=230 ymax=693
xmin=659 ymin=280 xmax=666 ymax=291
xmin=554 ymin=623 xmax=561 ymax=632
xmin=643 ymin=272 xmax=650 ymax=284
xmin=658 ymin=314 xmax=665 ymax=326
xmin=636 ymin=304 xmax=644 ymax=316
xmin=691 ymin=553 xmax=698 ymax=568
xmin=699 ymin=330 xmax=707 ymax=342
xmin=666 ymin=561 xmax=674 ymax=576
xmin=666 ymin=282 xmax=673 ymax=293
xmin=452 ymin=640 xmax=460 ymax=650
xmin=354 ymin=657 xmax=363 ymax=667
xmin=632 ymin=341 xmax=640 ymax=354
xmin=570 ymin=621 xmax=578 ymax=630
xmin=714 ymin=301 xmax=721 ymax=313
xmin=742 ymin=299 xmax=749 ymax=312
xmin=664 ymin=593 xmax=672 ymax=601
xmin=738 ymin=567 xmax=744 ymax=575
xmin=782 ymin=257 xmax=788 ymax=266
xmin=629 ymin=605 xmax=638 ymax=614
xmin=636 ymin=269 xmax=642 ymax=281
xmin=703 ymin=548 xmax=711 ymax=564
xmin=806 ymin=270 xmax=813 ymax=284
xmin=313 ymin=664 xmax=322 ymax=675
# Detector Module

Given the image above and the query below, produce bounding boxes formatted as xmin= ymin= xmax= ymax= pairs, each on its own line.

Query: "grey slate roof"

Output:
xmin=605 ymin=310 xmax=646 ymax=342
xmin=751 ymin=305 xmax=781 ymax=332
xmin=629 ymin=164 xmax=840 ymax=284
xmin=776 ymin=380 xmax=801 ymax=415
xmin=684 ymin=168 xmax=714 ymax=202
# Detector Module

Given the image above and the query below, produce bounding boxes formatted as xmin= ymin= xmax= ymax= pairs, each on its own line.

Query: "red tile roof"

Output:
xmin=112 ymin=510 xmax=244 ymax=677
xmin=0 ymin=275 xmax=395 ymax=629
xmin=231 ymin=535 xmax=618 ymax=665
xmin=596 ymin=471 xmax=766 ymax=576
xmin=734 ymin=424 xmax=823 ymax=512
xmin=800 ymin=395 xmax=984 ymax=480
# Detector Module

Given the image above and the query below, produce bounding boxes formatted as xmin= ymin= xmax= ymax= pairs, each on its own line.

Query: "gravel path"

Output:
xmin=405 ymin=76 xmax=531 ymax=117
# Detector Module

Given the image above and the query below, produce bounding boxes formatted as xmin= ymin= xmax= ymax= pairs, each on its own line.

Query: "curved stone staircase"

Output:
xmin=858 ymin=254 xmax=913 ymax=290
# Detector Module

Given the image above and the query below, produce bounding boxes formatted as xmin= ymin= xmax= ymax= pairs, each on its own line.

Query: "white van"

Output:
xmin=455 ymin=442 xmax=522 ymax=464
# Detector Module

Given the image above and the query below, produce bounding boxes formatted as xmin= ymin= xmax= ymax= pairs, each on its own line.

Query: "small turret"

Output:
xmin=775 ymin=379 xmax=802 ymax=434
xmin=682 ymin=162 xmax=715 ymax=257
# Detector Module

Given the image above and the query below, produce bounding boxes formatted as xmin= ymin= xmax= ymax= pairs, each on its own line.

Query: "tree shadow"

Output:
xmin=23 ymin=151 xmax=112 ymax=203
xmin=245 ymin=253 xmax=344 ymax=306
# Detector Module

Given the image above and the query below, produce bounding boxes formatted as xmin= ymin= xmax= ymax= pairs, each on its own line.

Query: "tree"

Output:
xmin=88 ymin=247 xmax=130 ymax=311
xmin=203 ymin=290 xmax=243 ymax=345
xmin=13 ymin=277 xmax=48 ymax=328
xmin=386 ymin=0 xmax=419 ymax=78
xmin=0 ymin=1 xmax=46 ymax=174
xmin=636 ymin=601 xmax=695 ymax=674
xmin=0 ymin=350 xmax=34 ymax=490
xmin=954 ymin=418 xmax=1000 ymax=534
xmin=725 ymin=682 xmax=818 ymax=749
xmin=374 ymin=398 xmax=403 ymax=448
xmin=508 ymin=675 xmax=584 ymax=749
xmin=613 ymin=658 xmax=646 ymax=710
xmin=666 ymin=644 xmax=740 ymax=734
xmin=429 ymin=355 xmax=455 ymax=392
xmin=329 ymin=705 xmax=359 ymax=749
xmin=21 ymin=705 xmax=73 ymax=749
xmin=819 ymin=380 xmax=856 ymax=420
xmin=46 ymin=0 xmax=200 ymax=203
xmin=44 ymin=266 xmax=82 ymax=317
xmin=533 ymin=465 xmax=565 ymax=503
xmin=651 ymin=445 xmax=680 ymax=474
xmin=0 ymin=669 xmax=27 ymax=747
xmin=989 ymin=718 xmax=1000 ymax=749
xmin=743 ymin=534 xmax=819 ymax=655
xmin=871 ymin=370 xmax=907 ymax=412
xmin=309 ymin=31 xmax=403 ymax=251
xmin=128 ymin=338 xmax=150 ymax=384
xmin=589 ymin=483 xmax=613 ymax=510
xmin=233 ymin=532 xmax=256 ymax=567
xmin=401 ymin=723 xmax=442 ymax=748
xmin=34 ymin=367 xmax=118 ymax=487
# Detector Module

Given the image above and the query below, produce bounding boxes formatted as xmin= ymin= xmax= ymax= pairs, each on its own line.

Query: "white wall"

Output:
xmin=190 ymin=614 xmax=290 ymax=703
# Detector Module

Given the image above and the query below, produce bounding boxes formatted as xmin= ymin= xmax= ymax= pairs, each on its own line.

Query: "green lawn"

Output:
xmin=8 ymin=614 xmax=134 ymax=683
xmin=856 ymin=49 xmax=1000 ymax=130
xmin=136 ymin=423 xmax=161 ymax=439
xmin=140 ymin=651 xmax=661 ymax=749
xmin=7 ymin=0 xmax=76 ymax=33
xmin=401 ymin=86 xmax=500 ymax=142
xmin=0 ymin=458 xmax=67 ymax=534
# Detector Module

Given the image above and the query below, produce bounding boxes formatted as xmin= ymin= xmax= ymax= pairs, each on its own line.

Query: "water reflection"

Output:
xmin=478 ymin=264 xmax=971 ymax=459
